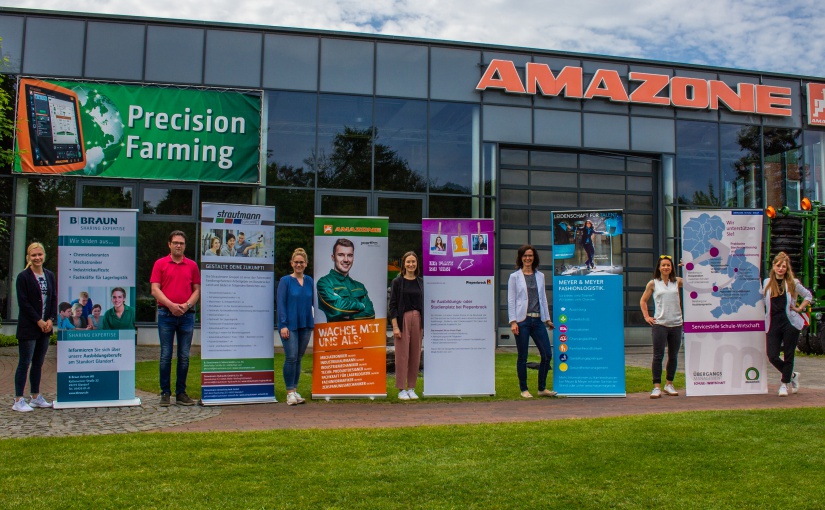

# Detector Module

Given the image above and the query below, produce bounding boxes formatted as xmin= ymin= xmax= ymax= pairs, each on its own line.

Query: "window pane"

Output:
xmin=377 ymin=197 xmax=423 ymax=224
xmin=0 ymin=223 xmax=9 ymax=317
xmin=500 ymin=169 xmax=528 ymax=186
xmin=429 ymin=102 xmax=478 ymax=194
xmin=376 ymin=43 xmax=428 ymax=99
xmin=531 ymin=171 xmax=577 ymax=188
xmin=200 ymin=185 xmax=255 ymax=206
xmin=136 ymin=222 xmax=197 ymax=322
xmin=24 ymin=178 xmax=75 ymax=214
xmin=374 ymin=99 xmax=427 ymax=192
xmin=266 ymin=91 xmax=317 ymax=187
xmin=142 ymin=188 xmax=193 ymax=216
xmin=0 ymin=178 xmax=11 ymax=213
xmin=763 ymin=127 xmax=801 ymax=210
xmin=85 ymin=22 xmax=145 ymax=80
xmin=720 ymin=124 xmax=761 ymax=209
xmin=265 ymin=189 xmax=315 ymax=225
xmin=388 ymin=229 xmax=423 ymax=282
xmin=676 ymin=121 xmax=719 ymax=206
xmin=500 ymin=208 xmax=528 ymax=225
xmin=24 ymin=216 xmax=60 ymax=274
xmin=317 ymin=95 xmax=373 ymax=190
xmin=429 ymin=195 xmax=472 ymax=218
xmin=275 ymin=226 xmax=314 ymax=280
xmin=145 ymin=26 xmax=204 ymax=85
xmin=320 ymin=194 xmax=368 ymax=216
xmin=82 ymin=185 xmax=134 ymax=208
xmin=320 ymin=39 xmax=373 ymax=94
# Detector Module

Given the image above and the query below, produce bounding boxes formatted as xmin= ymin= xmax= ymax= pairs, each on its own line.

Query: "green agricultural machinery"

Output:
xmin=765 ymin=197 xmax=825 ymax=354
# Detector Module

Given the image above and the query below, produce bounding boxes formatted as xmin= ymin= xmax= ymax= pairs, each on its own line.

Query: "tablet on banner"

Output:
xmin=200 ymin=203 xmax=277 ymax=405
xmin=312 ymin=217 xmax=388 ymax=398
xmin=681 ymin=210 xmax=766 ymax=396
xmin=55 ymin=208 xmax=140 ymax=409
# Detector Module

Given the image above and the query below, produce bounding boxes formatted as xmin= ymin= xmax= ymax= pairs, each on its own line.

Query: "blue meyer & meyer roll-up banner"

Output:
xmin=551 ymin=210 xmax=626 ymax=396
xmin=55 ymin=208 xmax=140 ymax=409
xmin=200 ymin=203 xmax=277 ymax=405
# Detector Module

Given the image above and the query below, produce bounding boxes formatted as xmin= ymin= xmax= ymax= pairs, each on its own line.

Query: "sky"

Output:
xmin=2 ymin=0 xmax=824 ymax=77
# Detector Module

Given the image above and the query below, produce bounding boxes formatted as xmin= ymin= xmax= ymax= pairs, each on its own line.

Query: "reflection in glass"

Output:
xmin=143 ymin=188 xmax=193 ymax=215
xmin=265 ymin=188 xmax=315 ymax=224
xmin=429 ymin=195 xmax=472 ymax=218
xmin=24 ymin=216 xmax=60 ymax=274
xmin=676 ymin=121 xmax=719 ymax=206
xmin=320 ymin=194 xmax=368 ymax=216
xmin=803 ymin=130 xmax=825 ymax=202
xmin=200 ymin=185 xmax=255 ymax=207
xmin=275 ymin=226 xmax=314 ymax=281
xmin=763 ymin=128 xmax=802 ymax=210
xmin=429 ymin=102 xmax=478 ymax=194
xmin=82 ymin=185 xmax=133 ymax=209
xmin=374 ymin=99 xmax=427 ymax=192
xmin=0 ymin=223 xmax=8 ymax=317
xmin=317 ymin=95 xmax=373 ymax=190
xmin=720 ymin=124 xmax=760 ymax=208
xmin=266 ymin=91 xmax=316 ymax=187
xmin=388 ymin=228 xmax=423 ymax=281
xmin=25 ymin=178 xmax=76 ymax=214
xmin=136 ymin=221 xmax=197 ymax=322
xmin=377 ymin=197 xmax=423 ymax=224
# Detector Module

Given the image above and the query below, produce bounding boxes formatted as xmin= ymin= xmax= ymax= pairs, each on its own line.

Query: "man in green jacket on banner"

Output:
xmin=317 ymin=238 xmax=375 ymax=322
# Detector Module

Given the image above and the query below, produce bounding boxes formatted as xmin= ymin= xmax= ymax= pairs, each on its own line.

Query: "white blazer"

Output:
xmin=508 ymin=269 xmax=551 ymax=324
xmin=762 ymin=278 xmax=812 ymax=331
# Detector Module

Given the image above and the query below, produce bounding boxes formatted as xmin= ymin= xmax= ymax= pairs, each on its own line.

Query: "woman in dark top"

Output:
xmin=277 ymin=248 xmax=314 ymax=406
xmin=577 ymin=220 xmax=604 ymax=270
xmin=13 ymin=242 xmax=57 ymax=412
xmin=388 ymin=251 xmax=424 ymax=400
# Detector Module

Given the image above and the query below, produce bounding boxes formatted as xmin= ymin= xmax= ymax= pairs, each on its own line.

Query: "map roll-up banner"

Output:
xmin=15 ymin=78 xmax=261 ymax=183
xmin=200 ymin=203 xmax=276 ymax=405
xmin=422 ymin=219 xmax=496 ymax=396
xmin=551 ymin=210 xmax=626 ymax=397
xmin=312 ymin=216 xmax=388 ymax=399
xmin=681 ymin=210 xmax=767 ymax=396
xmin=55 ymin=208 xmax=140 ymax=409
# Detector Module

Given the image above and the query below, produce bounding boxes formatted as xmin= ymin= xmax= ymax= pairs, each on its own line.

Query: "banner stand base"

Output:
xmin=313 ymin=394 xmax=387 ymax=400
xmin=556 ymin=393 xmax=626 ymax=398
xmin=53 ymin=398 xmax=142 ymax=409
xmin=423 ymin=394 xmax=496 ymax=398
xmin=201 ymin=397 xmax=277 ymax=406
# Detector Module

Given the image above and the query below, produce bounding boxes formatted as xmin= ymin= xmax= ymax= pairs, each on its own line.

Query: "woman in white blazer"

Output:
xmin=762 ymin=252 xmax=811 ymax=397
xmin=508 ymin=244 xmax=556 ymax=398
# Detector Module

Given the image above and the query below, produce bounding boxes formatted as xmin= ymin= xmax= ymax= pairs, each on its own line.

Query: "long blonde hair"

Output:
xmin=765 ymin=252 xmax=797 ymax=301
xmin=25 ymin=242 xmax=46 ymax=269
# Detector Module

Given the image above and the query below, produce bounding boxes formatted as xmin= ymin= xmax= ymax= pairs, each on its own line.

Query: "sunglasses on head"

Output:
xmin=659 ymin=255 xmax=673 ymax=260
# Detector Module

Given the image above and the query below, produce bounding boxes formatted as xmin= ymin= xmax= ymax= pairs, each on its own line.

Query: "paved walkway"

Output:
xmin=1 ymin=345 xmax=822 ymax=439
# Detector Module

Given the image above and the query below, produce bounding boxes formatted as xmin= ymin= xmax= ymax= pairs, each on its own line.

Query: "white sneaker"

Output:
xmin=29 ymin=395 xmax=52 ymax=408
xmin=398 ymin=390 xmax=410 ymax=400
xmin=286 ymin=392 xmax=298 ymax=406
xmin=12 ymin=398 xmax=33 ymax=412
xmin=407 ymin=389 xmax=419 ymax=400
xmin=663 ymin=384 xmax=678 ymax=396
xmin=778 ymin=384 xmax=788 ymax=397
xmin=650 ymin=388 xmax=662 ymax=399
xmin=791 ymin=372 xmax=800 ymax=394
xmin=294 ymin=392 xmax=306 ymax=404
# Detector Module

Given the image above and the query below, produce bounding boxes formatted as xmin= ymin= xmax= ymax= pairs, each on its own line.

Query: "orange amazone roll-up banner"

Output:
xmin=313 ymin=216 xmax=389 ymax=399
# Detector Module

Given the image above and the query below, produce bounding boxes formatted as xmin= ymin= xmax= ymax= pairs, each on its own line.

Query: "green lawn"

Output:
xmin=2 ymin=408 xmax=823 ymax=509
xmin=135 ymin=352 xmax=684 ymax=402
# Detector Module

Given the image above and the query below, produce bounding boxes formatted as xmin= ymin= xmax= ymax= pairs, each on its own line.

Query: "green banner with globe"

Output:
xmin=14 ymin=78 xmax=261 ymax=183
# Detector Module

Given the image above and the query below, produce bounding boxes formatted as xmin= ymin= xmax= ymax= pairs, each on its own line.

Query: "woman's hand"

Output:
xmin=279 ymin=327 xmax=289 ymax=340
xmin=545 ymin=320 xmax=554 ymax=329
xmin=510 ymin=321 xmax=519 ymax=335
xmin=393 ymin=326 xmax=401 ymax=341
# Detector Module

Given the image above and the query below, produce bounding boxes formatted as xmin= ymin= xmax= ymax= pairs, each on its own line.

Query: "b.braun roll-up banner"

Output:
xmin=551 ymin=210 xmax=626 ymax=397
xmin=422 ymin=219 xmax=496 ymax=396
xmin=681 ymin=210 xmax=767 ymax=396
xmin=312 ymin=216 xmax=388 ymax=399
xmin=14 ymin=78 xmax=261 ymax=183
xmin=200 ymin=203 xmax=276 ymax=405
xmin=55 ymin=208 xmax=140 ymax=409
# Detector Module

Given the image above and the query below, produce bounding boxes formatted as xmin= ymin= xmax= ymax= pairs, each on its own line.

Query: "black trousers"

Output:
xmin=766 ymin=319 xmax=798 ymax=384
xmin=652 ymin=325 xmax=681 ymax=384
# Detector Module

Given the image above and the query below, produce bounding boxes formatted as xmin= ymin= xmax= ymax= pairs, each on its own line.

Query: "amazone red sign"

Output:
xmin=476 ymin=60 xmax=792 ymax=117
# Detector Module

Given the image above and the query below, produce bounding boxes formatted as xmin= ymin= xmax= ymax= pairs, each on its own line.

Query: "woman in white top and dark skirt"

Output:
xmin=507 ymin=244 xmax=556 ymax=398
xmin=762 ymin=252 xmax=811 ymax=397
xmin=640 ymin=255 xmax=683 ymax=399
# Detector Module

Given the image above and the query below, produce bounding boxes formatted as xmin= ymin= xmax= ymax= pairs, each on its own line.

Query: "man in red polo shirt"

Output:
xmin=150 ymin=230 xmax=201 ymax=406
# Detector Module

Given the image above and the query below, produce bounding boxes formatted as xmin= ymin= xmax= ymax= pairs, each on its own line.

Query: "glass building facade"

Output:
xmin=0 ymin=8 xmax=823 ymax=344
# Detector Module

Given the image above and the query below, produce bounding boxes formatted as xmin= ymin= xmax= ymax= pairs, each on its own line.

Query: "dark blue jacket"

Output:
xmin=16 ymin=267 xmax=58 ymax=339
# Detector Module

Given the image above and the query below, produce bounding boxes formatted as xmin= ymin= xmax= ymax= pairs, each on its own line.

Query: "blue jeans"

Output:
xmin=15 ymin=332 xmax=51 ymax=396
xmin=515 ymin=316 xmax=553 ymax=392
xmin=283 ymin=328 xmax=312 ymax=390
xmin=158 ymin=308 xmax=195 ymax=395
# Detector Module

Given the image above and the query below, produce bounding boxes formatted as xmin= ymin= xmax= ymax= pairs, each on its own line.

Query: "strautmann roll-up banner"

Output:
xmin=200 ymin=203 xmax=276 ymax=405
xmin=422 ymin=219 xmax=496 ymax=396
xmin=313 ymin=216 xmax=388 ymax=399
xmin=681 ymin=210 xmax=767 ymax=396
xmin=14 ymin=78 xmax=261 ymax=183
xmin=55 ymin=208 xmax=140 ymax=409
xmin=551 ymin=210 xmax=625 ymax=397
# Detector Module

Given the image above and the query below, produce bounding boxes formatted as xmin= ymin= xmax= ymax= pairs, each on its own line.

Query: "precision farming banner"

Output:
xmin=55 ymin=208 xmax=140 ymax=409
xmin=681 ymin=210 xmax=767 ymax=396
xmin=15 ymin=78 xmax=261 ymax=183
xmin=551 ymin=210 xmax=625 ymax=397
xmin=200 ymin=203 xmax=276 ymax=405
xmin=422 ymin=219 xmax=496 ymax=396
xmin=312 ymin=216 xmax=388 ymax=398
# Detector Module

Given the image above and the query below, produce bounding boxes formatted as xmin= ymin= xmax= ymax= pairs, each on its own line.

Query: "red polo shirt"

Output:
xmin=150 ymin=255 xmax=201 ymax=305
